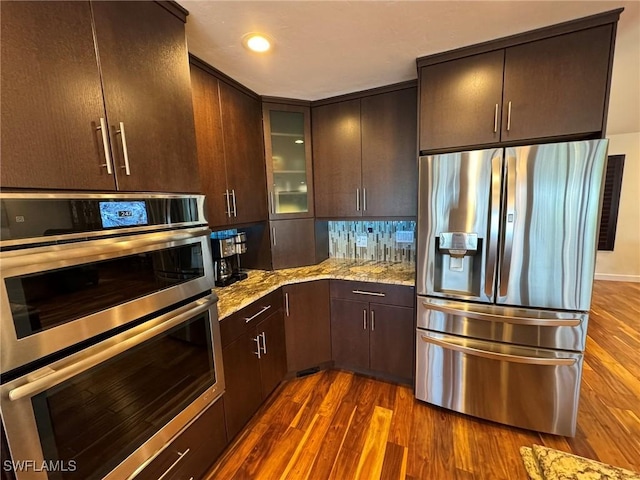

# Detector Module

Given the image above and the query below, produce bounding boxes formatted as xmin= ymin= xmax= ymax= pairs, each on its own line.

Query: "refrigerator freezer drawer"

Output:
xmin=418 ymin=297 xmax=588 ymax=351
xmin=415 ymin=330 xmax=583 ymax=436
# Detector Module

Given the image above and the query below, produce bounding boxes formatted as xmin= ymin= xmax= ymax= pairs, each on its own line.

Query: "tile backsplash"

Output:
xmin=328 ymin=221 xmax=416 ymax=263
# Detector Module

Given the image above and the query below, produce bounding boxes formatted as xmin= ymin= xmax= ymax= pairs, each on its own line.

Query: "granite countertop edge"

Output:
xmin=214 ymin=260 xmax=416 ymax=321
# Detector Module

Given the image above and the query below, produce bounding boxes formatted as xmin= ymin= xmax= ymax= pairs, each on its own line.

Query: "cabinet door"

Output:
xmin=257 ymin=309 xmax=287 ymax=399
xmin=263 ymin=103 xmax=315 ymax=219
xmin=369 ymin=304 xmax=414 ymax=383
xmin=270 ymin=219 xmax=317 ymax=269
xmin=136 ymin=398 xmax=228 ymax=480
xmin=312 ymin=99 xmax=363 ymax=217
xmin=419 ymin=50 xmax=504 ymax=152
xmin=361 ymin=87 xmax=418 ymax=216
xmin=502 ymin=25 xmax=613 ymax=142
xmin=330 ymin=298 xmax=370 ymax=371
xmin=283 ymin=281 xmax=331 ymax=373
xmin=0 ymin=1 xmax=115 ymax=191
xmin=221 ymin=331 xmax=263 ymax=439
xmin=220 ymin=82 xmax=268 ymax=225
xmin=92 ymin=1 xmax=199 ymax=193
xmin=190 ymin=65 xmax=230 ymax=227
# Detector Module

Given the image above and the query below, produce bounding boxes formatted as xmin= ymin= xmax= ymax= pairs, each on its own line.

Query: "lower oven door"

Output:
xmin=0 ymin=294 xmax=224 ymax=480
xmin=415 ymin=329 xmax=583 ymax=436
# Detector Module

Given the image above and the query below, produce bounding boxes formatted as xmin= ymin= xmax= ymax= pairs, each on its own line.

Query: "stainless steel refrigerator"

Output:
xmin=415 ymin=139 xmax=608 ymax=436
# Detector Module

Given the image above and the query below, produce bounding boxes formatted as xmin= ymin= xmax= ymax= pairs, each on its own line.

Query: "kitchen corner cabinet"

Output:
xmin=312 ymin=85 xmax=418 ymax=218
xmin=270 ymin=218 xmax=318 ymax=270
xmin=220 ymin=290 xmax=286 ymax=439
xmin=419 ymin=20 xmax=618 ymax=152
xmin=135 ymin=398 xmax=227 ymax=480
xmin=330 ymin=281 xmax=415 ymax=384
xmin=263 ymin=103 xmax=315 ymax=219
xmin=282 ymin=281 xmax=332 ymax=373
xmin=1 ymin=1 xmax=198 ymax=193
xmin=190 ymin=60 xmax=268 ymax=227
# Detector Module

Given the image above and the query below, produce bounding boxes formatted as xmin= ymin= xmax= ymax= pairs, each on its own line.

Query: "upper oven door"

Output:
xmin=1 ymin=226 xmax=214 ymax=373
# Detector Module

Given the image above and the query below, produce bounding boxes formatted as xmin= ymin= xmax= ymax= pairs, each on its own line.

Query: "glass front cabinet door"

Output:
xmin=263 ymin=103 xmax=314 ymax=219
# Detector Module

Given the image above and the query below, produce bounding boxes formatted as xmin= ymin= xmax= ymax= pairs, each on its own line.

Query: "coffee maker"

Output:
xmin=211 ymin=232 xmax=248 ymax=287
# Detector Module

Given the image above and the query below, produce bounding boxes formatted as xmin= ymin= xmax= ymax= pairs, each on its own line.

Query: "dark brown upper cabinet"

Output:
xmin=1 ymin=1 xmax=199 ymax=193
xmin=190 ymin=57 xmax=268 ymax=228
xmin=263 ymin=102 xmax=315 ymax=220
xmin=312 ymin=84 xmax=418 ymax=218
xmin=418 ymin=10 xmax=621 ymax=153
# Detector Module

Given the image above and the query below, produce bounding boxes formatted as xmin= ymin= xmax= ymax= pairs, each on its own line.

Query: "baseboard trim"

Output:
xmin=594 ymin=273 xmax=640 ymax=282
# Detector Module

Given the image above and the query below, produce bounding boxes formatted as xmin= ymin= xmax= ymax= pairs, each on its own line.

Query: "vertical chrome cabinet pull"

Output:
xmin=272 ymin=226 xmax=277 ymax=246
xmin=253 ymin=336 xmax=261 ymax=359
xmin=269 ymin=191 xmax=275 ymax=214
xmin=285 ymin=292 xmax=290 ymax=317
xmin=97 ymin=118 xmax=113 ymax=174
xmin=260 ymin=332 xmax=267 ymax=354
xmin=224 ymin=190 xmax=231 ymax=217
xmin=371 ymin=310 xmax=375 ymax=331
xmin=231 ymin=189 xmax=237 ymax=217
xmin=363 ymin=188 xmax=367 ymax=211
xmin=115 ymin=122 xmax=131 ymax=175
xmin=507 ymin=101 xmax=512 ymax=132
xmin=157 ymin=448 xmax=190 ymax=480
xmin=363 ymin=309 xmax=367 ymax=330
xmin=356 ymin=188 xmax=360 ymax=211
xmin=494 ymin=104 xmax=499 ymax=133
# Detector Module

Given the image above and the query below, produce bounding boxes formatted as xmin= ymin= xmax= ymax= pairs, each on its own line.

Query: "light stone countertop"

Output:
xmin=214 ymin=258 xmax=415 ymax=320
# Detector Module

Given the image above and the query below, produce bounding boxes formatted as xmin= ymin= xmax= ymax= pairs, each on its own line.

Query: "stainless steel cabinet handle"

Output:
xmin=363 ymin=188 xmax=367 ymax=211
xmin=269 ymin=191 xmax=275 ymax=214
xmin=115 ymin=122 xmax=131 ymax=175
xmin=272 ymin=226 xmax=277 ymax=246
xmin=421 ymin=299 xmax=581 ymax=327
xmin=224 ymin=190 xmax=231 ymax=217
xmin=231 ymin=189 xmax=237 ymax=217
xmin=485 ymin=153 xmax=502 ymax=298
xmin=157 ymin=449 xmax=191 ymax=480
xmin=371 ymin=310 xmax=375 ymax=331
xmin=352 ymin=290 xmax=385 ymax=297
xmin=244 ymin=305 xmax=271 ymax=323
xmin=260 ymin=332 xmax=267 ymax=354
xmin=253 ymin=336 xmax=261 ymax=359
xmin=493 ymin=104 xmax=499 ymax=133
xmin=97 ymin=118 xmax=113 ymax=174
xmin=285 ymin=292 xmax=290 ymax=317
xmin=8 ymin=295 xmax=216 ymax=401
xmin=356 ymin=188 xmax=360 ymax=211
xmin=506 ymin=101 xmax=512 ymax=131
xmin=363 ymin=309 xmax=367 ymax=330
xmin=420 ymin=334 xmax=576 ymax=366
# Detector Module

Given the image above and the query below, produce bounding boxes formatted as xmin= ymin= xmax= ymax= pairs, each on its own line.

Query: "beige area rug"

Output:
xmin=521 ymin=444 xmax=640 ymax=480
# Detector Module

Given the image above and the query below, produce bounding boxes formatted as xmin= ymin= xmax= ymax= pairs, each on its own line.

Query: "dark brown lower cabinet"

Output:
xmin=283 ymin=281 xmax=332 ymax=373
xmin=136 ymin=398 xmax=227 ymax=480
xmin=330 ymin=281 xmax=415 ymax=384
xmin=221 ymin=306 xmax=287 ymax=439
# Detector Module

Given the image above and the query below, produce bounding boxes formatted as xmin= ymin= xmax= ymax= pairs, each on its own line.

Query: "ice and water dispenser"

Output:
xmin=433 ymin=231 xmax=483 ymax=297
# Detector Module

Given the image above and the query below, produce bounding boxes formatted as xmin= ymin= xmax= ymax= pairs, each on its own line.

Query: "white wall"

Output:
xmin=595 ymin=132 xmax=640 ymax=282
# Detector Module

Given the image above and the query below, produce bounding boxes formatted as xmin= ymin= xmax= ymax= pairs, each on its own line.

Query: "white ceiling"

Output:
xmin=182 ymin=1 xmax=640 ymax=135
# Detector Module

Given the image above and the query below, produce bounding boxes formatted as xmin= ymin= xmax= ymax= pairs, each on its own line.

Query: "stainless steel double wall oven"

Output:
xmin=0 ymin=193 xmax=224 ymax=480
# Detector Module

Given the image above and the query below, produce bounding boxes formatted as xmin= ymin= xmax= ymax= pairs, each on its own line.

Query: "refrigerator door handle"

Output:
xmin=499 ymin=152 xmax=517 ymax=297
xmin=420 ymin=298 xmax=582 ymax=327
xmin=485 ymin=153 xmax=502 ymax=298
xmin=419 ymin=334 xmax=577 ymax=366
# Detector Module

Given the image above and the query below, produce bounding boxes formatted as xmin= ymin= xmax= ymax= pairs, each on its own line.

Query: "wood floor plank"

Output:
xmin=206 ymin=281 xmax=640 ymax=479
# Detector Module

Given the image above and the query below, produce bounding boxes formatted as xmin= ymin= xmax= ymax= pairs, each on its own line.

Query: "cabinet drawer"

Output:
xmin=136 ymin=398 xmax=227 ymax=480
xmin=220 ymin=289 xmax=283 ymax=347
xmin=330 ymin=280 xmax=414 ymax=307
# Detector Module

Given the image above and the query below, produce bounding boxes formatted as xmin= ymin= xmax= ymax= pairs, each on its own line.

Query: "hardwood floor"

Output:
xmin=206 ymin=281 xmax=640 ymax=479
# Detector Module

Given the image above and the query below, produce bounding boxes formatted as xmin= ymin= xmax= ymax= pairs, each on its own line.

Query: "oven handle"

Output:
xmin=8 ymin=296 xmax=216 ymax=402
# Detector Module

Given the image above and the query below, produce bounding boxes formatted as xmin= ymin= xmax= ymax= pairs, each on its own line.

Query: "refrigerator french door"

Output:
xmin=415 ymin=139 xmax=608 ymax=436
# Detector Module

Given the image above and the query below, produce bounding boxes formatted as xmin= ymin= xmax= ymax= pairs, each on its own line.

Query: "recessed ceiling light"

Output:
xmin=242 ymin=33 xmax=272 ymax=53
